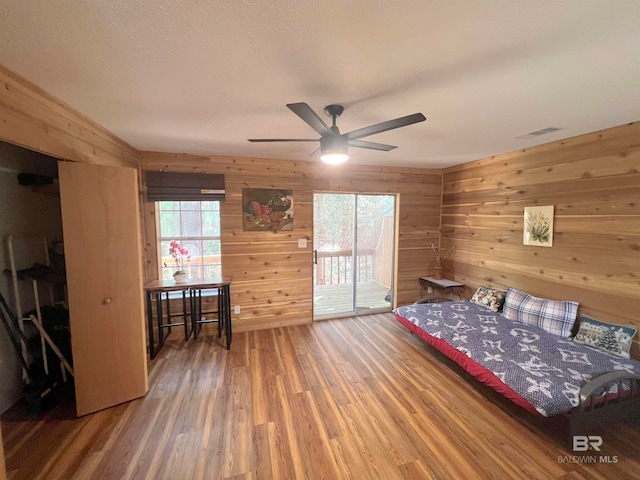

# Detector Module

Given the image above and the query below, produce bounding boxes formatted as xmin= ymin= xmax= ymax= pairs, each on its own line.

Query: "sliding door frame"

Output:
xmin=312 ymin=191 xmax=398 ymax=320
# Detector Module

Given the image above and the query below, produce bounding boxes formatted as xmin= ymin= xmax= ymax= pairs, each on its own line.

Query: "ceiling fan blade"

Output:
xmin=347 ymin=113 xmax=426 ymax=140
xmin=348 ymin=140 xmax=397 ymax=151
xmin=286 ymin=103 xmax=333 ymax=137
xmin=247 ymin=138 xmax=318 ymax=142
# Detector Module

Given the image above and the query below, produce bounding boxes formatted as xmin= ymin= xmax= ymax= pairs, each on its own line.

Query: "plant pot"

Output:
xmin=173 ymin=272 xmax=188 ymax=283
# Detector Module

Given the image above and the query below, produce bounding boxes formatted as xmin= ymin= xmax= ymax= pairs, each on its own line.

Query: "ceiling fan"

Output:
xmin=248 ymin=103 xmax=426 ymax=164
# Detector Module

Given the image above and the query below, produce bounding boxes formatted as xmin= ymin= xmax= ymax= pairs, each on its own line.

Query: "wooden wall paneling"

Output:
xmin=444 ymin=150 xmax=640 ymax=196
xmin=235 ymin=306 xmax=313 ymax=331
xmin=443 ymin=122 xmax=640 ymax=182
xmin=397 ymin=194 xmax=442 ymax=304
xmin=443 ymin=175 xmax=640 ymax=218
xmin=447 ymin=260 xmax=640 ymax=332
xmin=449 ymin=237 xmax=636 ymax=294
xmin=234 ymin=281 xmax=311 ymax=306
xmin=223 ymin=239 xmax=308 ymax=255
xmin=221 ymin=180 xmax=312 ymax=331
xmin=141 ymin=153 xmax=442 ymax=332
xmin=142 ymin=199 xmax=160 ymax=283
xmin=0 ymin=64 xmax=139 ymax=168
xmin=442 ymin=121 xmax=640 ymax=358
xmin=396 ymin=258 xmax=430 ymax=303
xmin=223 ymin=253 xmax=311 ymax=281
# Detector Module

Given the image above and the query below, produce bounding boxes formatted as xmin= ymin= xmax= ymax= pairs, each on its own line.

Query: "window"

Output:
xmin=157 ymin=201 xmax=221 ymax=280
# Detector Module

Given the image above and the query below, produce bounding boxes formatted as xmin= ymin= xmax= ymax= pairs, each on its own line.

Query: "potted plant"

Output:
xmin=169 ymin=240 xmax=191 ymax=283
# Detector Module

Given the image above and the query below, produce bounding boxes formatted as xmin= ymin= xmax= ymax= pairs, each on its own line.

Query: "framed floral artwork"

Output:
xmin=523 ymin=205 xmax=554 ymax=247
xmin=242 ymin=188 xmax=294 ymax=231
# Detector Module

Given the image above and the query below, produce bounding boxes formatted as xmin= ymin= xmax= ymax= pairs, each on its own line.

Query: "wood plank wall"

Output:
xmin=442 ymin=121 xmax=640 ymax=357
xmin=0 ymin=64 xmax=139 ymax=168
xmin=141 ymin=152 xmax=442 ymax=332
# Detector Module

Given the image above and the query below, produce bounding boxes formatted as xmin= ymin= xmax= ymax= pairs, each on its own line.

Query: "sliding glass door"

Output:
xmin=313 ymin=193 xmax=396 ymax=319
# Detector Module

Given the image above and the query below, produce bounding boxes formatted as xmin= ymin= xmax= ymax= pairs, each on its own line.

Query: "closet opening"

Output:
xmin=0 ymin=140 xmax=70 ymax=415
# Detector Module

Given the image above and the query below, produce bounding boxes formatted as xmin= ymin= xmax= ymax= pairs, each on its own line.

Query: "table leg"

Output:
xmin=197 ymin=288 xmax=202 ymax=338
xmin=224 ymin=285 xmax=232 ymax=350
xmin=155 ymin=292 xmax=166 ymax=350
xmin=164 ymin=292 xmax=172 ymax=337
xmin=192 ymin=288 xmax=205 ymax=340
xmin=443 ymin=286 xmax=465 ymax=300
xmin=146 ymin=291 xmax=156 ymax=359
xmin=183 ymin=290 xmax=193 ymax=341
xmin=191 ymin=288 xmax=198 ymax=340
xmin=217 ymin=287 xmax=223 ymax=338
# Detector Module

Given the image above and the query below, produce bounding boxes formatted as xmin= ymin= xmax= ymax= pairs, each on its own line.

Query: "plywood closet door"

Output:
xmin=58 ymin=161 xmax=148 ymax=416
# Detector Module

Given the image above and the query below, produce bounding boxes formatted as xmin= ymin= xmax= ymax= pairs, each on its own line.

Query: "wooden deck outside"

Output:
xmin=313 ymin=280 xmax=391 ymax=317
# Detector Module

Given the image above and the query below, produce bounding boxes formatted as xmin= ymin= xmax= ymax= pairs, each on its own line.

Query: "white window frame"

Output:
xmin=156 ymin=200 xmax=222 ymax=280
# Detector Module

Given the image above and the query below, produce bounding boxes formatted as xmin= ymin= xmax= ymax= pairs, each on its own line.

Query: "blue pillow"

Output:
xmin=574 ymin=315 xmax=637 ymax=359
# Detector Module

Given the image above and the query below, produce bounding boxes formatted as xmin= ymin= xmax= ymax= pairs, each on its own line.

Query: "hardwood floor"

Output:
xmin=2 ymin=313 xmax=640 ymax=479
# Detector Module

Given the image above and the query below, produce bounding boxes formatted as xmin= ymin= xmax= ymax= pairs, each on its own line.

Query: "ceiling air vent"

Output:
xmin=516 ymin=127 xmax=562 ymax=140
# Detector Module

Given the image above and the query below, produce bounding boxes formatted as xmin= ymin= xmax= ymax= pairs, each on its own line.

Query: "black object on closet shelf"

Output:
xmin=17 ymin=172 xmax=55 ymax=187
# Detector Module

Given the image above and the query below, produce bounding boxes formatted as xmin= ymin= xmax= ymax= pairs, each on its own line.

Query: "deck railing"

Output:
xmin=315 ymin=250 xmax=375 ymax=285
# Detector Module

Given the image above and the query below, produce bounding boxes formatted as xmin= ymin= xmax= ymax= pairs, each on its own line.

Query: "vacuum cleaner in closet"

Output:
xmin=0 ymin=290 xmax=61 ymax=412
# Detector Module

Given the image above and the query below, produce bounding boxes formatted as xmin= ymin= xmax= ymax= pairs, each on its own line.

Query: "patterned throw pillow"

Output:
xmin=502 ymin=288 xmax=578 ymax=337
xmin=574 ymin=316 xmax=637 ymax=359
xmin=470 ymin=286 xmax=507 ymax=312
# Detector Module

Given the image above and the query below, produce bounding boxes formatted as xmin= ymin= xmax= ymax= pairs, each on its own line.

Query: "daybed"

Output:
xmin=394 ymin=288 xmax=640 ymax=444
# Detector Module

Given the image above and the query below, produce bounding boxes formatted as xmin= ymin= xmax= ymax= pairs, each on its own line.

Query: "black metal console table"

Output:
xmin=144 ymin=276 xmax=232 ymax=359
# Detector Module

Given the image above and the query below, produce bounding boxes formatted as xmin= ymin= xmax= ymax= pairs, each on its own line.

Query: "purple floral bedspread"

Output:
xmin=395 ymin=301 xmax=640 ymax=417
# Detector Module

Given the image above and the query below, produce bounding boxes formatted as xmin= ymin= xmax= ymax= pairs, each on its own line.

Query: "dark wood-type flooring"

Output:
xmin=2 ymin=313 xmax=640 ymax=479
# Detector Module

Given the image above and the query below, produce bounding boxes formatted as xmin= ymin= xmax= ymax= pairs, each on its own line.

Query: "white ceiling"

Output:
xmin=1 ymin=1 xmax=639 ymax=168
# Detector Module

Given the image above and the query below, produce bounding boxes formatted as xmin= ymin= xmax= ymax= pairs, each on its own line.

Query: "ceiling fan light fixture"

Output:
xmin=320 ymin=135 xmax=349 ymax=164
xmin=321 ymin=152 xmax=349 ymax=164
xmin=248 ymin=103 xmax=426 ymax=163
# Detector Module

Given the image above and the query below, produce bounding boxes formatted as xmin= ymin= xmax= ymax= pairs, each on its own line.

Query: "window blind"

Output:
xmin=146 ymin=171 xmax=225 ymax=202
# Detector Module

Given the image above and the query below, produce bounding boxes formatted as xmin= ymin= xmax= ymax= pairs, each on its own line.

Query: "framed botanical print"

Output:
xmin=523 ymin=205 xmax=554 ymax=247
